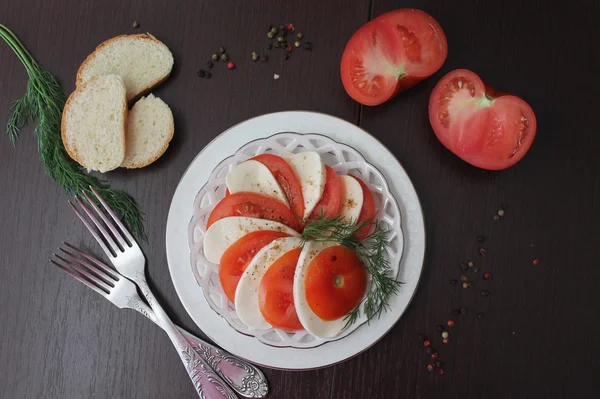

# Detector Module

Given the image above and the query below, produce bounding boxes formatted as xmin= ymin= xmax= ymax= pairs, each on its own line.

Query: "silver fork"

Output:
xmin=69 ymin=187 xmax=241 ymax=399
xmin=50 ymin=242 xmax=268 ymax=398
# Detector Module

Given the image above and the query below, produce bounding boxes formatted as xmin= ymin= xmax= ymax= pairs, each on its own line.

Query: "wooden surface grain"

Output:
xmin=0 ymin=0 xmax=598 ymax=398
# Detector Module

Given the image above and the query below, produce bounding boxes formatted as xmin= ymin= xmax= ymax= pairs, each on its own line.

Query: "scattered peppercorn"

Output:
xmin=423 ymin=340 xmax=431 ymax=347
xmin=442 ymin=331 xmax=449 ymax=339
xmin=472 ymin=268 xmax=479 ymax=273
xmin=468 ymin=261 xmax=474 ymax=267
xmin=533 ymin=257 xmax=541 ymax=265
xmin=460 ymin=307 xmax=467 ymax=314
xmin=227 ymin=62 xmax=235 ymax=69
xmin=447 ymin=319 xmax=455 ymax=327
xmin=477 ymin=235 xmax=485 ymax=243
xmin=252 ymin=52 xmax=259 ymax=61
xmin=436 ymin=325 xmax=444 ymax=332
xmin=132 ymin=21 xmax=140 ymax=28
xmin=425 ymin=347 xmax=433 ymax=355
xmin=277 ymin=36 xmax=285 ymax=43
xmin=283 ymin=54 xmax=289 ymax=60
xmin=459 ymin=263 xmax=468 ymax=271
xmin=483 ymin=272 xmax=492 ymax=280
xmin=278 ymin=24 xmax=284 ymax=30
xmin=267 ymin=43 xmax=272 ymax=50
xmin=481 ymin=290 xmax=489 ymax=297
xmin=285 ymin=44 xmax=293 ymax=52
xmin=303 ymin=41 xmax=312 ymax=50
xmin=450 ymin=279 xmax=457 ymax=285
xmin=274 ymin=42 xmax=280 ymax=48
xmin=261 ymin=55 xmax=268 ymax=62
xmin=268 ymin=32 xmax=275 ymax=39
xmin=437 ymin=368 xmax=445 ymax=376
xmin=211 ymin=53 xmax=219 ymax=61
xmin=207 ymin=61 xmax=213 ymax=69
xmin=270 ymin=27 xmax=278 ymax=34
xmin=442 ymin=338 xmax=450 ymax=344
xmin=220 ymin=54 xmax=228 ymax=62
xmin=479 ymin=248 xmax=486 ymax=256
xmin=294 ymin=41 xmax=301 ymax=47
xmin=205 ymin=71 xmax=212 ymax=79
xmin=462 ymin=282 xmax=469 ymax=288
xmin=297 ymin=32 xmax=303 ymax=39
xmin=427 ymin=363 xmax=436 ymax=372
xmin=219 ymin=47 xmax=226 ymax=53
xmin=197 ymin=69 xmax=205 ymax=78
xmin=476 ymin=312 xmax=485 ymax=320
xmin=452 ymin=309 xmax=461 ymax=315
xmin=460 ymin=276 xmax=468 ymax=282
xmin=285 ymin=23 xmax=294 ymax=32
xmin=431 ymin=352 xmax=439 ymax=360
xmin=493 ymin=214 xmax=500 ymax=222
xmin=435 ymin=361 xmax=442 ymax=368
xmin=497 ymin=209 xmax=505 ymax=217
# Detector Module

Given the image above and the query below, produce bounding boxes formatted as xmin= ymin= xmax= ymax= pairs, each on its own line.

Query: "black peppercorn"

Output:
xmin=205 ymin=71 xmax=212 ymax=79
xmin=481 ymin=290 xmax=489 ymax=297
xmin=450 ymin=279 xmax=457 ymax=285
xmin=303 ymin=41 xmax=312 ymax=50
xmin=197 ymin=69 xmax=205 ymax=78
xmin=476 ymin=312 xmax=485 ymax=319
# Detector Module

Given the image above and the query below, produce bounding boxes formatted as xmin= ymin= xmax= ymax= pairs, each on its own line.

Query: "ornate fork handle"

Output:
xmin=133 ymin=272 xmax=238 ymax=399
xmin=129 ymin=294 xmax=268 ymax=398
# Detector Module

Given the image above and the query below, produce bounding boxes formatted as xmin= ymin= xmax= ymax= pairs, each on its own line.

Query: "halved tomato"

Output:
xmin=207 ymin=192 xmax=302 ymax=232
xmin=251 ymin=154 xmax=305 ymax=219
xmin=429 ymin=69 xmax=537 ymax=170
xmin=258 ymin=247 xmax=303 ymax=330
xmin=340 ymin=8 xmax=447 ymax=106
xmin=305 ymin=245 xmax=367 ymax=321
xmin=309 ymin=165 xmax=341 ymax=219
xmin=219 ymin=230 xmax=290 ymax=302
xmin=350 ymin=175 xmax=376 ymax=240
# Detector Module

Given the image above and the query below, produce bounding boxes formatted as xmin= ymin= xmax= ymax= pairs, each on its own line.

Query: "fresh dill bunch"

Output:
xmin=0 ymin=24 xmax=146 ymax=241
xmin=301 ymin=214 xmax=402 ymax=328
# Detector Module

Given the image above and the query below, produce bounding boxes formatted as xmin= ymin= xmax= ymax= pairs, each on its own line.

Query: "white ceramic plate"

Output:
xmin=166 ymin=111 xmax=425 ymax=370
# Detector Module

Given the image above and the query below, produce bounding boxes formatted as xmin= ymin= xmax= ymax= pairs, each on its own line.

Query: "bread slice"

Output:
xmin=121 ymin=94 xmax=174 ymax=168
xmin=76 ymin=34 xmax=174 ymax=102
xmin=61 ymin=74 xmax=127 ymax=173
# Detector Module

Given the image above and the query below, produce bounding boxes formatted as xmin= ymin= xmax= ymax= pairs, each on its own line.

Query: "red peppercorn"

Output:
xmin=227 ymin=62 xmax=235 ymax=70
xmin=437 ymin=368 xmax=445 ymax=375
xmin=285 ymin=23 xmax=295 ymax=32
xmin=427 ymin=363 xmax=436 ymax=372
xmin=483 ymin=272 xmax=492 ymax=280
xmin=442 ymin=338 xmax=450 ymax=344
xmin=533 ymin=257 xmax=540 ymax=265
xmin=423 ymin=340 xmax=431 ymax=347
xmin=431 ymin=352 xmax=439 ymax=360
xmin=447 ymin=319 xmax=455 ymax=327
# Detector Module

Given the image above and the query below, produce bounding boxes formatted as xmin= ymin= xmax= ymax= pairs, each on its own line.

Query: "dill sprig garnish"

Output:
xmin=301 ymin=214 xmax=402 ymax=328
xmin=0 ymin=24 xmax=146 ymax=241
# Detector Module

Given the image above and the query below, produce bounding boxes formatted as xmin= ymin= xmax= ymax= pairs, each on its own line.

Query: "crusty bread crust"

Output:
xmin=121 ymin=113 xmax=175 ymax=169
xmin=76 ymin=33 xmax=172 ymax=103
xmin=61 ymin=75 xmax=127 ymax=170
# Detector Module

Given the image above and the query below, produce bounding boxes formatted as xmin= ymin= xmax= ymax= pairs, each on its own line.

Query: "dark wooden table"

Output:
xmin=1 ymin=0 xmax=599 ymax=398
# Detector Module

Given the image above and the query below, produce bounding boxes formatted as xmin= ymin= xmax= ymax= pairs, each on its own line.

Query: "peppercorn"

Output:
xmin=423 ymin=340 xmax=431 ymax=347
xmin=435 ymin=361 xmax=442 ymax=368
xmin=441 ymin=331 xmax=449 ymax=339
xmin=442 ymin=338 xmax=450 ymax=344
xmin=283 ymin=54 xmax=289 ymax=60
xmin=497 ymin=209 xmax=505 ymax=217
xmin=477 ymin=235 xmax=485 ymax=243
xmin=452 ymin=309 xmax=461 ymax=315
xmin=285 ymin=44 xmax=293 ymax=52
xmin=268 ymin=32 xmax=275 ymax=39
xmin=227 ymin=62 xmax=235 ymax=70
xmin=297 ymin=32 xmax=303 ymax=39
xmin=447 ymin=319 xmax=455 ymax=327
xmin=462 ymin=282 xmax=469 ymax=288
xmin=270 ymin=27 xmax=278 ymax=34
xmin=533 ymin=257 xmax=540 ymax=265
xmin=460 ymin=307 xmax=467 ymax=314
xmin=425 ymin=347 xmax=433 ymax=355
xmin=278 ymin=24 xmax=284 ymax=30
xmin=252 ymin=52 xmax=259 ymax=61
xmin=220 ymin=54 xmax=228 ymax=62
xmin=132 ymin=21 xmax=140 ymax=28
xmin=427 ymin=363 xmax=436 ymax=372
xmin=211 ymin=53 xmax=219 ymax=61
xmin=483 ymin=272 xmax=492 ymax=280
xmin=418 ymin=333 xmax=426 ymax=342
xmin=274 ymin=42 xmax=280 ymax=48
xmin=481 ymin=290 xmax=489 ymax=297
xmin=267 ymin=43 xmax=272 ymax=50
xmin=285 ymin=23 xmax=294 ymax=32
xmin=294 ymin=41 xmax=301 ymax=47
xmin=277 ymin=36 xmax=285 ymax=43
xmin=261 ymin=55 xmax=268 ymax=62
xmin=479 ymin=248 xmax=486 ymax=257
xmin=493 ymin=214 xmax=500 ymax=222
xmin=437 ymin=368 xmax=445 ymax=376
xmin=431 ymin=352 xmax=439 ymax=360
xmin=450 ymin=279 xmax=457 ymax=285
xmin=468 ymin=261 xmax=474 ymax=267
xmin=205 ymin=71 xmax=212 ymax=79
xmin=472 ymin=268 xmax=479 ymax=273
xmin=460 ymin=276 xmax=468 ymax=282
xmin=197 ymin=69 xmax=205 ymax=78
xmin=303 ymin=41 xmax=312 ymax=50
xmin=476 ymin=312 xmax=485 ymax=320
xmin=459 ymin=263 xmax=468 ymax=271
xmin=207 ymin=61 xmax=213 ymax=69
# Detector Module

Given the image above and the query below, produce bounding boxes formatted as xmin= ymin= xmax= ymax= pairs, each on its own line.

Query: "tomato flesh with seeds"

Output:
xmin=341 ymin=8 xmax=447 ymax=106
xmin=219 ymin=230 xmax=290 ymax=302
xmin=207 ymin=192 xmax=302 ymax=232
xmin=251 ymin=154 xmax=305 ymax=219
xmin=350 ymin=175 xmax=376 ymax=240
xmin=429 ymin=69 xmax=537 ymax=170
xmin=309 ymin=165 xmax=341 ymax=219
xmin=305 ymin=246 xmax=367 ymax=321
xmin=258 ymin=247 xmax=303 ymax=330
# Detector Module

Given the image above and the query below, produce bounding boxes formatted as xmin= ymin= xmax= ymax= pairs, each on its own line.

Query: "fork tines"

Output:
xmin=68 ymin=187 xmax=134 ymax=259
xmin=50 ymin=242 xmax=119 ymax=297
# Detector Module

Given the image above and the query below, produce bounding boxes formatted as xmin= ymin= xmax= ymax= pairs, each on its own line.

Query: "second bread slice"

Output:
xmin=121 ymin=94 xmax=174 ymax=169
xmin=61 ymin=74 xmax=127 ymax=173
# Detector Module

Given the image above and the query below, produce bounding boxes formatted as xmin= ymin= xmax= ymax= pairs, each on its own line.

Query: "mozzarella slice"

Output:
xmin=283 ymin=151 xmax=325 ymax=219
xmin=226 ymin=160 xmax=289 ymax=207
xmin=338 ymin=175 xmax=364 ymax=223
xmin=235 ymin=237 xmax=302 ymax=330
xmin=203 ymin=217 xmax=300 ymax=264
xmin=293 ymin=241 xmax=350 ymax=338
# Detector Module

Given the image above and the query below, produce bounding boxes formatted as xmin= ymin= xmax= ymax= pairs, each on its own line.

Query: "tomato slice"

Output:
xmin=341 ymin=9 xmax=447 ymax=106
xmin=207 ymin=192 xmax=302 ymax=232
xmin=305 ymin=246 xmax=367 ymax=320
xmin=309 ymin=165 xmax=341 ymax=219
xmin=251 ymin=154 xmax=305 ymax=219
xmin=258 ymin=247 xmax=303 ymax=330
xmin=349 ymin=175 xmax=376 ymax=240
xmin=219 ymin=230 xmax=290 ymax=302
xmin=429 ymin=69 xmax=537 ymax=170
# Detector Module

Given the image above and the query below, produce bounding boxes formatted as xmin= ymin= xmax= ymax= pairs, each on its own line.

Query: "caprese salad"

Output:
xmin=203 ymin=151 xmax=398 ymax=339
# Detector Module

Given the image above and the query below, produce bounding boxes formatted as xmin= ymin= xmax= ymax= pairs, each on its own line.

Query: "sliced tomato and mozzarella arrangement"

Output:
xmin=202 ymin=151 xmax=378 ymax=337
